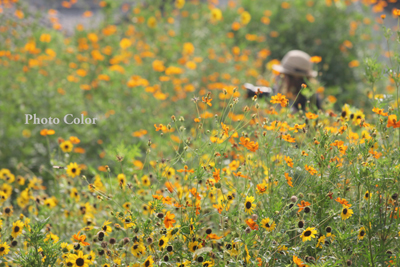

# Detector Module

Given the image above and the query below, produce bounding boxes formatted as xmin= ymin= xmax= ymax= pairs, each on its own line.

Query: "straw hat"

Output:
xmin=272 ymin=50 xmax=317 ymax=78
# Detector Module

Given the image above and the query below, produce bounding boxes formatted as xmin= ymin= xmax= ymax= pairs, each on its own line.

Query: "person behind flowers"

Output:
xmin=247 ymin=50 xmax=322 ymax=112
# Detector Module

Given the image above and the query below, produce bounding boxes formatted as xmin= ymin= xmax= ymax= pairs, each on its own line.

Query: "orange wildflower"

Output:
xmin=239 ymin=136 xmax=250 ymax=147
xmin=154 ymin=124 xmax=166 ymax=131
xmin=297 ymin=200 xmax=311 ymax=213
xmin=177 ymin=165 xmax=194 ymax=173
xmin=190 ymin=188 xmax=201 ymax=200
xmin=221 ymin=122 xmax=230 ymax=136
xmin=284 ymin=173 xmax=293 ymax=187
xmin=239 ymin=137 xmax=259 ymax=152
xmin=202 ymin=96 xmax=212 ymax=106
xmin=289 ymin=123 xmax=306 ymax=132
xmin=282 ymin=134 xmax=296 ymax=143
xmin=372 ymin=107 xmax=388 ymax=116
xmin=72 ymin=231 xmax=90 ymax=246
xmin=338 ymin=144 xmax=348 ymax=155
xmin=40 ymin=129 xmax=55 ymax=136
xmin=83 ymin=11 xmax=93 ymax=18
xmin=330 ymin=140 xmax=344 ymax=147
xmin=305 ymin=112 xmax=318 ymax=119
xmin=165 ymin=181 xmax=174 ymax=193
xmin=387 ymin=114 xmax=400 ymax=128
xmin=284 ymin=156 xmax=293 ymax=168
xmin=369 ymin=148 xmax=382 ymax=159
xmin=348 ymin=60 xmax=359 ymax=68
xmin=207 ymin=233 xmax=223 ymax=239
xmin=310 ymin=56 xmax=322 ymax=63
xmin=213 ymin=168 xmax=221 ymax=182
xmin=232 ymin=171 xmax=249 ymax=179
xmin=162 ymin=196 xmax=173 ymax=205
xmin=256 ymin=183 xmax=268 ymax=194
xmin=338 ymin=125 xmax=347 ymax=134
xmin=213 ymin=204 xmax=223 ymax=214
xmin=69 ymin=136 xmax=80 ymax=144
xmin=73 ymin=147 xmax=85 ymax=154
xmin=335 ymin=197 xmax=352 ymax=208
xmin=390 ymin=207 xmax=400 ymax=219
xmin=245 ymin=218 xmax=259 ymax=230
xmin=164 ymin=211 xmax=176 ymax=229
xmin=293 ymin=255 xmax=306 ymax=267
xmin=305 ymin=165 xmax=317 ymax=175
xmin=270 ymin=93 xmax=288 ymax=107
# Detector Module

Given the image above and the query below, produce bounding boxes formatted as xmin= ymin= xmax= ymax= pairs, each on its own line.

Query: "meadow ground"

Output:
xmin=1 ymin=0 xmax=400 ymax=266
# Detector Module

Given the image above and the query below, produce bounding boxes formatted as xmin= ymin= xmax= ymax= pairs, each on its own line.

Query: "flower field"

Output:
xmin=1 ymin=0 xmax=400 ymax=266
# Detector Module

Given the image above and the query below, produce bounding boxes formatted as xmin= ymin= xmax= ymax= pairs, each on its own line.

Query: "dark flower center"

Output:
xmin=145 ymin=260 xmax=150 ymax=267
xmin=192 ymin=245 xmax=197 ymax=251
xmin=365 ymin=193 xmax=369 ymax=198
xmin=341 ymin=111 xmax=347 ymax=118
xmin=5 ymin=208 xmax=10 ymax=213
xmin=343 ymin=209 xmax=348 ymax=215
xmin=76 ymin=258 xmax=84 ymax=266
xmin=0 ymin=247 xmax=4 ymax=252
xmin=360 ymin=230 xmax=365 ymax=236
xmin=265 ymin=223 xmax=270 ymax=228
xmin=71 ymin=168 xmax=76 ymax=173
xmin=304 ymin=230 xmax=311 ymax=237
xmin=65 ymin=145 xmax=69 ymax=149
xmin=159 ymin=239 xmax=164 ymax=246
xmin=14 ymin=226 xmax=20 ymax=232
xmin=245 ymin=202 xmax=252 ymax=209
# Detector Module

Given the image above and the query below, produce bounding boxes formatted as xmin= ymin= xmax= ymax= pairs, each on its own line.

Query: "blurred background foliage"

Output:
xmin=0 ymin=0 xmax=398 ymax=176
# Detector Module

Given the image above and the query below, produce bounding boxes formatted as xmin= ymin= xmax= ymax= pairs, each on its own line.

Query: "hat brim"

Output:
xmin=272 ymin=64 xmax=317 ymax=78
